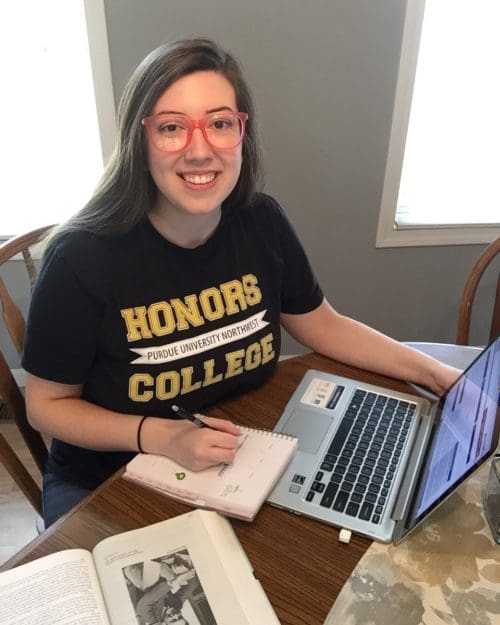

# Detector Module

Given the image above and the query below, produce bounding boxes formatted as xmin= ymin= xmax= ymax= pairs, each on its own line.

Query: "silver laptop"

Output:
xmin=268 ymin=338 xmax=500 ymax=543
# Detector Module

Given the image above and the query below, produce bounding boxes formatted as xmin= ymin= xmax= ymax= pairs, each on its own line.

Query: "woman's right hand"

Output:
xmin=141 ymin=416 xmax=242 ymax=471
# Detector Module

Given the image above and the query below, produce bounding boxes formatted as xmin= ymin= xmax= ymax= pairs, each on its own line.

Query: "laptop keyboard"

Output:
xmin=305 ymin=389 xmax=417 ymax=525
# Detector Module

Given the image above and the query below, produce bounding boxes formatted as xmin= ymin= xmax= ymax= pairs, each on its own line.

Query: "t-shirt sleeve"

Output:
xmin=22 ymin=245 xmax=103 ymax=384
xmin=267 ymin=197 xmax=324 ymax=314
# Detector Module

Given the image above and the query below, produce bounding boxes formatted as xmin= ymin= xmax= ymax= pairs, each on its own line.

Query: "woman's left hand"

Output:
xmin=426 ymin=363 xmax=462 ymax=396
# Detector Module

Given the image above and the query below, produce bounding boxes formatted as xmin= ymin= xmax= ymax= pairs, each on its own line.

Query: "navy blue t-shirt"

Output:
xmin=22 ymin=193 xmax=324 ymax=489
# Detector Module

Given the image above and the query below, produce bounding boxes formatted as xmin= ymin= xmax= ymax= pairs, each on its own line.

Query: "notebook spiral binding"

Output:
xmin=240 ymin=426 xmax=296 ymax=440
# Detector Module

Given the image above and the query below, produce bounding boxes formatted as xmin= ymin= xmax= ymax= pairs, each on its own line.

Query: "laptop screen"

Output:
xmin=406 ymin=338 xmax=500 ymax=530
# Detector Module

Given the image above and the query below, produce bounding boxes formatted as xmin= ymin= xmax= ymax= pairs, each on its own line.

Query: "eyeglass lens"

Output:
xmin=149 ymin=112 xmax=244 ymax=151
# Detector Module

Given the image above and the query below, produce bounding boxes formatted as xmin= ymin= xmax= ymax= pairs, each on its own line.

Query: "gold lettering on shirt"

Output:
xmin=260 ymin=332 xmax=275 ymax=364
xmin=128 ymin=332 xmax=276 ymax=402
xmin=129 ymin=373 xmax=154 ymax=401
xmin=202 ymin=359 xmax=224 ymax=386
xmin=120 ymin=274 xmax=263 ymax=342
xmin=244 ymin=341 xmax=262 ymax=370
xmin=224 ymin=348 xmax=246 ymax=378
xmin=180 ymin=366 xmax=203 ymax=394
xmin=242 ymin=273 xmax=262 ymax=306
xmin=121 ymin=307 xmax=153 ymax=342
xmin=148 ymin=302 xmax=176 ymax=336
xmin=156 ymin=371 xmax=180 ymax=400
xmin=199 ymin=287 xmax=226 ymax=321
xmin=171 ymin=295 xmax=205 ymax=330
xmin=219 ymin=279 xmax=248 ymax=314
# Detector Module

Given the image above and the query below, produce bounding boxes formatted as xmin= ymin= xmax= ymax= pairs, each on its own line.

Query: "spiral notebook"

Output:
xmin=124 ymin=427 xmax=298 ymax=521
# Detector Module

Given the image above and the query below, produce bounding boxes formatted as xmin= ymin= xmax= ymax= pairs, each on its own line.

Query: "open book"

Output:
xmin=124 ymin=426 xmax=298 ymax=521
xmin=0 ymin=510 xmax=280 ymax=625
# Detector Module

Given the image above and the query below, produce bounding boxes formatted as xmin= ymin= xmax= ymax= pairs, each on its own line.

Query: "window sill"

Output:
xmin=376 ymin=223 xmax=500 ymax=248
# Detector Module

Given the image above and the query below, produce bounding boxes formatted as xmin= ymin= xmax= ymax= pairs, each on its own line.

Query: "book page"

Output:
xmin=92 ymin=510 xmax=279 ymax=625
xmin=0 ymin=549 xmax=110 ymax=625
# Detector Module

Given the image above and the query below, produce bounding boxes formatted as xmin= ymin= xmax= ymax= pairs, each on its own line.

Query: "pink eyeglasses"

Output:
xmin=142 ymin=110 xmax=248 ymax=152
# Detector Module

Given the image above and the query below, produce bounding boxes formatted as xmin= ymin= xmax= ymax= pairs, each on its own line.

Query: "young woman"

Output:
xmin=22 ymin=38 xmax=460 ymax=527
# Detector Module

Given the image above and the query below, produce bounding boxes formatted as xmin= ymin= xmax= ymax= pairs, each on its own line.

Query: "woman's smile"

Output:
xmin=179 ymin=170 xmax=219 ymax=187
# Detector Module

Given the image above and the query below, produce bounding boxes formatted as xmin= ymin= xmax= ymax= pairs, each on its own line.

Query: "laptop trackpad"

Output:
xmin=282 ymin=409 xmax=333 ymax=454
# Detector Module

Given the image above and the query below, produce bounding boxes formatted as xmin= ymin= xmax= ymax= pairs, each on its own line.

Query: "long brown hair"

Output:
xmin=47 ymin=38 xmax=262 ymax=248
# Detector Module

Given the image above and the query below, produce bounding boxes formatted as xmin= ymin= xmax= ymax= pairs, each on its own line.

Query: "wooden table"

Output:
xmin=1 ymin=352 xmax=427 ymax=625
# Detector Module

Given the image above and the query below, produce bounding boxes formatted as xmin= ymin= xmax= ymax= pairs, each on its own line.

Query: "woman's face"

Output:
xmin=146 ymin=71 xmax=243 ymax=218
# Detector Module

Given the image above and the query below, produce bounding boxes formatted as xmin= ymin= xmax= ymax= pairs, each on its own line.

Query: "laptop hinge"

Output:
xmin=391 ymin=414 xmax=434 ymax=521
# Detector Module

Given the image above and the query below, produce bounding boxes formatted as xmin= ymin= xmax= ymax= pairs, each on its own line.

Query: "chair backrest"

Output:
xmin=456 ymin=237 xmax=500 ymax=346
xmin=0 ymin=225 xmax=55 ymax=515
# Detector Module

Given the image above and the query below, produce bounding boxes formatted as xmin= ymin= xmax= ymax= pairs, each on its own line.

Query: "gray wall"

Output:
xmin=0 ymin=262 xmax=33 ymax=370
xmin=1 ymin=0 xmax=496 ymax=369
xmin=102 ymin=0 xmax=496 ymax=352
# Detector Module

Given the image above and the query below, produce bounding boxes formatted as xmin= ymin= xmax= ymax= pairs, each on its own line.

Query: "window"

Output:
xmin=377 ymin=0 xmax=500 ymax=247
xmin=0 ymin=0 xmax=115 ymax=237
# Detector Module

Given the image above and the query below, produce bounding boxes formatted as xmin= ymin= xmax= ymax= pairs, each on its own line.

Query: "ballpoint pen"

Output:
xmin=171 ymin=404 xmax=208 ymax=428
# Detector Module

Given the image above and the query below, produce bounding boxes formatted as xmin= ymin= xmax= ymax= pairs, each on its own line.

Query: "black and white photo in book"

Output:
xmin=122 ymin=548 xmax=216 ymax=625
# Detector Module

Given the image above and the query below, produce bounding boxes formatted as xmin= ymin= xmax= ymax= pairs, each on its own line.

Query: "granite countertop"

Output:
xmin=325 ymin=461 xmax=500 ymax=625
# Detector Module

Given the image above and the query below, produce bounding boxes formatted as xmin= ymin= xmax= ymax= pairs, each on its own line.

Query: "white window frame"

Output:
xmin=84 ymin=0 xmax=116 ymax=166
xmin=376 ymin=0 xmax=500 ymax=248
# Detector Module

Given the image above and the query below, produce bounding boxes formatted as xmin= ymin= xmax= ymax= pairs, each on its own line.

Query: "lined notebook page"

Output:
xmin=124 ymin=427 xmax=298 ymax=520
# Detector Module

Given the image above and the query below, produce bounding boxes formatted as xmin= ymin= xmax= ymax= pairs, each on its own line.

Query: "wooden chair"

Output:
xmin=456 ymin=237 xmax=500 ymax=346
xmin=0 ymin=225 xmax=55 ymax=515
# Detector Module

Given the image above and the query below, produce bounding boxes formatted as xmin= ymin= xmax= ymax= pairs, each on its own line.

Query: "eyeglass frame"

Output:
xmin=141 ymin=110 xmax=249 ymax=153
